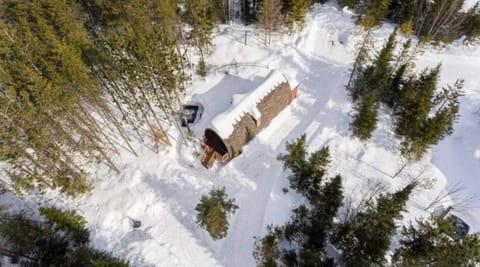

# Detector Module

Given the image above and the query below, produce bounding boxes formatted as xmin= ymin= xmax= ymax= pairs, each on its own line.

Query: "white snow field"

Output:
xmin=3 ymin=3 xmax=480 ymax=267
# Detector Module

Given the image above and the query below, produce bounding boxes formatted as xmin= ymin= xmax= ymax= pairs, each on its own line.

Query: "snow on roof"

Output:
xmin=211 ymin=70 xmax=291 ymax=139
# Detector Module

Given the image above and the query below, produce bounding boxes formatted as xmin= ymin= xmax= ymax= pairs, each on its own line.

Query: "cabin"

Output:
xmin=200 ymin=70 xmax=299 ymax=168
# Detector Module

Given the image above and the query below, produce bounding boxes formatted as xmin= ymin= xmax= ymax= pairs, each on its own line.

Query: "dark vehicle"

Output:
xmin=450 ymin=214 xmax=470 ymax=237
xmin=181 ymin=102 xmax=204 ymax=127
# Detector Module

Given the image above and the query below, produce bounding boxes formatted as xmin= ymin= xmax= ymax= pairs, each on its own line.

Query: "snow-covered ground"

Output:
xmin=2 ymin=3 xmax=480 ymax=267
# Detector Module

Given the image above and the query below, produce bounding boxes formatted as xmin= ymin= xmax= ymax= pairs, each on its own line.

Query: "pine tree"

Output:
xmin=0 ymin=207 xmax=128 ymax=266
xmin=358 ymin=0 xmax=391 ymax=28
xmin=256 ymin=136 xmax=343 ymax=266
xmin=348 ymin=29 xmax=396 ymax=140
xmin=283 ymin=0 xmax=311 ymax=34
xmin=195 ymin=187 xmax=239 ymax=240
xmin=347 ymin=29 xmax=374 ymax=94
xmin=332 ymin=182 xmax=417 ymax=266
xmin=278 ymin=135 xmax=331 ymax=201
xmin=351 ymin=93 xmax=379 ymax=140
xmin=461 ymin=3 xmax=480 ymax=43
xmin=253 ymin=225 xmax=283 ymax=267
xmin=393 ymin=216 xmax=480 ymax=266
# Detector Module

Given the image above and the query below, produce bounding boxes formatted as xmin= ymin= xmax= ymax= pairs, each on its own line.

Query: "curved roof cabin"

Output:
xmin=200 ymin=70 xmax=299 ymax=168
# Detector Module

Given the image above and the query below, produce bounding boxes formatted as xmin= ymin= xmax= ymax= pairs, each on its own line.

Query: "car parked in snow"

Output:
xmin=181 ymin=102 xmax=204 ymax=127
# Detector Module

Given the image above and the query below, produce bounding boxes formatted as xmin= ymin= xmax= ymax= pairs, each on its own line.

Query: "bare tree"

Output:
xmin=258 ymin=0 xmax=282 ymax=45
xmin=425 ymin=181 xmax=479 ymax=213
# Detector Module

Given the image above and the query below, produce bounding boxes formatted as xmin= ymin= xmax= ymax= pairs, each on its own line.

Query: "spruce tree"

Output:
xmin=351 ymin=93 xmax=379 ymax=140
xmin=393 ymin=216 xmax=480 ymax=267
xmin=0 ymin=207 xmax=128 ymax=266
xmin=195 ymin=187 xmax=239 ymax=240
xmin=462 ymin=3 xmax=480 ymax=43
xmin=283 ymin=0 xmax=311 ymax=34
xmin=358 ymin=0 xmax=391 ymax=28
xmin=253 ymin=225 xmax=283 ymax=267
xmin=332 ymin=182 xmax=417 ymax=266
xmin=278 ymin=135 xmax=331 ymax=201
xmin=348 ymin=29 xmax=396 ymax=140
xmin=255 ymin=136 xmax=343 ymax=266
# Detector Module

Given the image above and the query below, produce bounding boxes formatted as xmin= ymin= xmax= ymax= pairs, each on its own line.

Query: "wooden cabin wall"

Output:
xmin=256 ymin=82 xmax=292 ymax=132
xmin=223 ymin=82 xmax=292 ymax=158
xmin=224 ymin=114 xmax=257 ymax=156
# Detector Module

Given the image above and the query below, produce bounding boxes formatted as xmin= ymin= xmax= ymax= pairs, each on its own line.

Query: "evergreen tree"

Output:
xmin=0 ymin=207 xmax=128 ymax=266
xmin=393 ymin=64 xmax=462 ymax=159
xmin=358 ymin=0 xmax=391 ymax=28
xmin=283 ymin=0 xmax=311 ymax=34
xmin=255 ymin=136 xmax=343 ymax=266
xmin=332 ymin=182 xmax=417 ymax=266
xmin=195 ymin=187 xmax=239 ymax=240
xmin=351 ymin=93 xmax=379 ymax=140
xmin=348 ymin=29 xmax=396 ymax=140
xmin=347 ymin=29 xmax=374 ymax=95
xmin=393 ymin=216 xmax=480 ymax=267
xmin=253 ymin=225 xmax=283 ymax=267
xmin=278 ymin=134 xmax=331 ymax=202
xmin=462 ymin=3 xmax=480 ymax=43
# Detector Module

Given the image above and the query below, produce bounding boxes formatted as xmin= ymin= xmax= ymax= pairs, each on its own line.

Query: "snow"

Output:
xmin=210 ymin=70 xmax=290 ymax=139
xmin=2 ymin=2 xmax=480 ymax=267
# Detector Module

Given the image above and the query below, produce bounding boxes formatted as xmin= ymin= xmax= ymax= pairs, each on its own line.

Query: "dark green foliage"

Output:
xmin=241 ymin=0 xmax=261 ymax=24
xmin=0 ymin=207 xmax=128 ymax=266
xmin=332 ymin=182 xmax=417 ymax=266
xmin=278 ymin=134 xmax=331 ymax=202
xmin=351 ymin=93 xmax=379 ymax=140
xmin=197 ymin=58 xmax=207 ymax=77
xmin=337 ymin=0 xmax=361 ymax=8
xmin=195 ymin=187 xmax=239 ymax=240
xmin=393 ymin=216 xmax=480 ymax=267
xmin=394 ymin=66 xmax=463 ymax=159
xmin=387 ymin=0 xmax=416 ymax=23
xmin=39 ymin=207 xmax=90 ymax=245
xmin=283 ymin=0 xmax=311 ymax=33
xmin=255 ymin=136 xmax=343 ymax=266
xmin=462 ymin=3 xmax=480 ymax=43
xmin=253 ymin=225 xmax=283 ymax=267
xmin=349 ymin=30 xmax=396 ymax=140
xmin=1 ymin=0 xmax=193 ymax=195
xmin=358 ymin=0 xmax=391 ymax=28
xmin=347 ymin=28 xmax=462 ymax=158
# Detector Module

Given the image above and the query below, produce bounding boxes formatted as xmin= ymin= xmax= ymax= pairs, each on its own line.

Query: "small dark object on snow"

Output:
xmin=132 ymin=219 xmax=142 ymax=228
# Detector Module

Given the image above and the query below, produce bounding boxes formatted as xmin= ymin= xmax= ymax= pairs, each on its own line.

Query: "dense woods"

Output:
xmin=339 ymin=0 xmax=480 ymax=43
xmin=0 ymin=207 xmax=128 ymax=265
xmin=0 ymin=0 xmax=201 ymax=195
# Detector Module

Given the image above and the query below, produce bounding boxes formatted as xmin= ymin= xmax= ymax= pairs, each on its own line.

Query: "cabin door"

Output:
xmin=200 ymin=146 xmax=216 ymax=168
